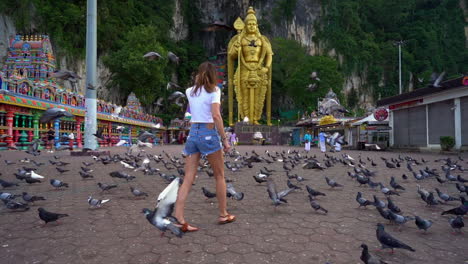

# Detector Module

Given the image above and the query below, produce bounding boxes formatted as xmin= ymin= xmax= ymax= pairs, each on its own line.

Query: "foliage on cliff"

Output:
xmin=1 ymin=0 xmax=205 ymax=122
xmin=316 ymin=0 xmax=467 ymax=99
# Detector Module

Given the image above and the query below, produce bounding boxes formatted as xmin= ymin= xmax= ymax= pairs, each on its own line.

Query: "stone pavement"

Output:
xmin=0 ymin=145 xmax=467 ymax=264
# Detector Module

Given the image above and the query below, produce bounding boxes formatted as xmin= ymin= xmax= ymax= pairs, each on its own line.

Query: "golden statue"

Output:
xmin=227 ymin=7 xmax=273 ymax=125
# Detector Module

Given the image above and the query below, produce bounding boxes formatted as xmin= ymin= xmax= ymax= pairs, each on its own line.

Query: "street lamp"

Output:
xmin=393 ymin=40 xmax=406 ymax=95
xmin=83 ymin=0 xmax=98 ymax=150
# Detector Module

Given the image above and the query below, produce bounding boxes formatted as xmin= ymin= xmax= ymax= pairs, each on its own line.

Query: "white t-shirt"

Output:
xmin=186 ymin=86 xmax=221 ymax=123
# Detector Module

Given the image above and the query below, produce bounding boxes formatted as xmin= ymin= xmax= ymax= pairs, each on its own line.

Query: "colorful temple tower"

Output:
xmin=0 ymin=35 xmax=163 ymax=150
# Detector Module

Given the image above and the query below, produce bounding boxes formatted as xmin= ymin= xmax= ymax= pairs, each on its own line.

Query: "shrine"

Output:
xmin=0 ymin=35 xmax=163 ymax=150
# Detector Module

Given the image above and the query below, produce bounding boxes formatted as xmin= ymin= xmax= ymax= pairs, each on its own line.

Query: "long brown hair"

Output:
xmin=191 ymin=62 xmax=217 ymax=96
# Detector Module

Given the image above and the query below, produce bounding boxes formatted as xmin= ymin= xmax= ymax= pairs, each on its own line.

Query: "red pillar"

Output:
xmin=107 ymin=122 xmax=113 ymax=146
xmin=5 ymin=110 xmax=15 ymax=148
xmin=76 ymin=118 xmax=82 ymax=148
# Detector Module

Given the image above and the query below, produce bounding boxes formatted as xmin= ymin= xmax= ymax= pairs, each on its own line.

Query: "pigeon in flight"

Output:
xmin=143 ymin=51 xmax=163 ymax=60
xmin=39 ymin=108 xmax=73 ymax=123
xmin=226 ymin=183 xmax=244 ymax=201
xmin=167 ymin=51 xmax=180 ymax=64
xmin=266 ymin=178 xmax=293 ymax=206
xmin=142 ymin=177 xmax=183 ymax=237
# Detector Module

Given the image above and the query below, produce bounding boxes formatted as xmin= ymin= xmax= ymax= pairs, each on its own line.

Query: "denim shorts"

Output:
xmin=182 ymin=123 xmax=221 ymax=156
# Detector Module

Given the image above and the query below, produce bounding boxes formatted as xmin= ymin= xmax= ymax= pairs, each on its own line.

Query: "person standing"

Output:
xmin=47 ymin=128 xmax=55 ymax=152
xmin=174 ymin=62 xmax=235 ymax=233
xmin=318 ymin=131 xmax=326 ymax=153
xmin=303 ymin=131 xmax=312 ymax=152
xmin=230 ymin=131 xmax=237 ymax=147
xmin=68 ymin=132 xmax=75 ymax=150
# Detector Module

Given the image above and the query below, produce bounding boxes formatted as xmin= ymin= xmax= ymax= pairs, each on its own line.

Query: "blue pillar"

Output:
xmin=54 ymin=119 xmax=61 ymax=149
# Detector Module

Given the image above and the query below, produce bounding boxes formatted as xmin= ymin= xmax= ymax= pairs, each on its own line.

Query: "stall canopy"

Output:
xmin=351 ymin=113 xmax=389 ymax=126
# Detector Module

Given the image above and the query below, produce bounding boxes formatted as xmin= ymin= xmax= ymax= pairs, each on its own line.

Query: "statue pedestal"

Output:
xmin=234 ymin=123 xmax=280 ymax=145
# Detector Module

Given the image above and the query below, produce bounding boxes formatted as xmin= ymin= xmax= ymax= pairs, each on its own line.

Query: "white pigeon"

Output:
xmin=137 ymin=141 xmax=153 ymax=148
xmin=30 ymin=170 xmax=44 ymax=179
xmin=116 ymin=140 xmax=127 ymax=146
xmin=121 ymin=161 xmax=135 ymax=169
xmin=152 ymin=123 xmax=161 ymax=129
xmin=142 ymin=158 xmax=150 ymax=165
xmin=243 ymin=116 xmax=249 ymax=123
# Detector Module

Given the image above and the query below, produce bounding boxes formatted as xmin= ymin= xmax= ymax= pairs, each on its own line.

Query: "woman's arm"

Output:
xmin=211 ymin=102 xmax=230 ymax=152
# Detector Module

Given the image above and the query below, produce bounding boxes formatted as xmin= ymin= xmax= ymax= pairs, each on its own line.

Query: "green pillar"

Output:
xmin=21 ymin=115 xmax=26 ymax=127
xmin=33 ymin=114 xmax=40 ymax=140
xmin=14 ymin=114 xmax=19 ymax=127
xmin=28 ymin=116 xmax=33 ymax=128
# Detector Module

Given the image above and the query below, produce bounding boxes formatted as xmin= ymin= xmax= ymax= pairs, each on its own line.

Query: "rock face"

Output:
xmin=191 ymin=0 xmax=321 ymax=56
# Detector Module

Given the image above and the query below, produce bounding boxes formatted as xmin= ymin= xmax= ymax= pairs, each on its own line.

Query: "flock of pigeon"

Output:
xmin=1 ymin=144 xmax=467 ymax=263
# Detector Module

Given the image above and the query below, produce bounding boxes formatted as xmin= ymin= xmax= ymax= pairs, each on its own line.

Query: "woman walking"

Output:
xmin=174 ymin=62 xmax=235 ymax=232
xmin=303 ymin=131 xmax=312 ymax=152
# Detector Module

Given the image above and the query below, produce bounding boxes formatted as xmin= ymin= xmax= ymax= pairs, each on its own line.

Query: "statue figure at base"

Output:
xmin=228 ymin=7 xmax=273 ymax=125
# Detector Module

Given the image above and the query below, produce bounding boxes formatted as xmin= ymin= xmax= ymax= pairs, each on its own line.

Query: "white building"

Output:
xmin=376 ymin=76 xmax=468 ymax=150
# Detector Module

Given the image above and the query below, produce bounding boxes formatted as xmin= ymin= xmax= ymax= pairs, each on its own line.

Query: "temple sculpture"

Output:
xmin=227 ymin=7 xmax=273 ymax=125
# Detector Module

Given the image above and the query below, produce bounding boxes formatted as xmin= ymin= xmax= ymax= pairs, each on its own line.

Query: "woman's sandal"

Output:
xmin=174 ymin=219 xmax=199 ymax=232
xmin=218 ymin=214 xmax=236 ymax=225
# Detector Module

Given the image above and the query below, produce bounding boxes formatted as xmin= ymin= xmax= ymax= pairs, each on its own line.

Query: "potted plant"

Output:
xmin=440 ymin=136 xmax=455 ymax=151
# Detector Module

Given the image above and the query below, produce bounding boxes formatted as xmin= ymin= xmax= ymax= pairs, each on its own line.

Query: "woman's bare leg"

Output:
xmin=174 ymin=152 xmax=200 ymax=224
xmin=207 ymin=150 xmax=228 ymax=217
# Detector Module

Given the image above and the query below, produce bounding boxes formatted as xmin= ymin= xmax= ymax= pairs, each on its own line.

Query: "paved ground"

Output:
xmin=0 ymin=145 xmax=467 ymax=264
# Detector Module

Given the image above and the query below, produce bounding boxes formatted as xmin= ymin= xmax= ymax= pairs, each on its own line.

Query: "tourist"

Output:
xmin=318 ymin=130 xmax=326 ymax=153
xmin=68 ymin=132 xmax=74 ymax=150
xmin=303 ymin=131 xmax=312 ymax=152
xmin=174 ymin=62 xmax=235 ymax=232
xmin=230 ymin=131 xmax=237 ymax=147
xmin=47 ymin=128 xmax=55 ymax=152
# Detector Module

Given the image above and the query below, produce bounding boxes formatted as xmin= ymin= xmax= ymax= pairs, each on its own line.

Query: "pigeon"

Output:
xmin=56 ymin=167 xmax=69 ymax=174
xmin=3 ymin=199 xmax=29 ymax=211
xmin=97 ymin=183 xmax=118 ymax=192
xmin=379 ymin=183 xmax=400 ymax=196
xmin=143 ymin=51 xmax=163 ymax=60
xmin=388 ymin=210 xmax=414 ymax=228
xmin=441 ymin=197 xmax=468 ymax=216
xmin=142 ymin=178 xmax=183 ymax=237
xmin=435 ymin=188 xmax=460 ymax=202
xmin=88 ymin=196 xmax=110 ymax=208
xmin=386 ymin=197 xmax=401 ymax=213
xmin=360 ymin=243 xmax=388 ymax=264
xmin=253 ymin=174 xmax=268 ymax=184
xmin=109 ymin=171 xmax=136 ymax=181
xmin=93 ymin=127 xmax=105 ymax=140
xmin=22 ymin=192 xmax=46 ymax=203
xmin=356 ymin=192 xmax=373 ymax=208
xmin=226 ymin=183 xmax=244 ymax=201
xmin=26 ymin=139 xmax=41 ymax=156
xmin=138 ymin=131 xmax=157 ymax=142
xmin=130 ymin=187 xmax=148 ymax=198
xmin=201 ymin=187 xmax=217 ymax=199
xmin=373 ymin=195 xmax=386 ymax=209
xmin=448 ymin=216 xmax=464 ymax=234
xmin=376 ymin=223 xmax=415 ymax=253
xmin=29 ymin=171 xmax=45 ymax=179
xmin=38 ymin=207 xmax=68 ymax=225
xmin=287 ymin=179 xmax=301 ymax=190
xmin=308 ymin=195 xmax=328 ymax=214
xmin=0 ymin=179 xmax=19 ymax=188
xmin=325 ymin=177 xmax=343 ymax=188
xmin=167 ymin=51 xmax=180 ymax=64
xmin=51 ymin=69 xmax=81 ymax=81
xmin=389 ymin=176 xmax=405 ymax=191
xmin=0 ymin=192 xmax=21 ymax=201
xmin=39 ymin=108 xmax=73 ymax=123
xmin=50 ymin=179 xmax=69 ymax=189
xmin=385 ymin=161 xmax=396 ymax=169
xmin=266 ymin=178 xmax=293 ymax=206
xmin=306 ymin=185 xmax=326 ymax=198
xmin=415 ymin=216 xmax=433 ymax=233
